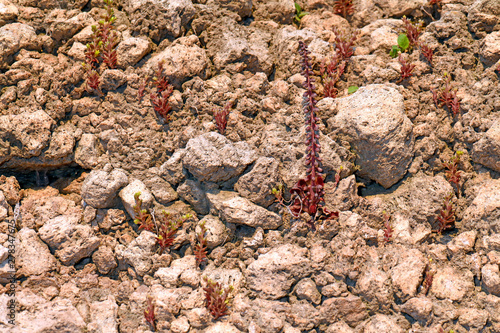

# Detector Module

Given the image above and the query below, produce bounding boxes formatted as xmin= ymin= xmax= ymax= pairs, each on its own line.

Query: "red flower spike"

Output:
xmin=288 ymin=41 xmax=339 ymax=231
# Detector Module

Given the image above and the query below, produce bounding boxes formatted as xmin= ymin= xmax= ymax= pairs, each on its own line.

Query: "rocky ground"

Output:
xmin=0 ymin=0 xmax=500 ymax=332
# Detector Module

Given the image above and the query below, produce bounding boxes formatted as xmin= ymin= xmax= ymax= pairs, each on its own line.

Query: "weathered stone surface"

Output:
xmin=38 ymin=214 xmax=100 ymax=265
xmin=183 ymin=132 xmax=257 ymax=183
xmin=0 ymin=0 xmax=18 ymax=26
xmin=359 ymin=314 xmax=404 ymax=333
xmin=246 ymin=244 xmax=313 ymax=299
xmin=325 ymin=321 xmax=355 ymax=333
xmin=160 ymin=149 xmax=186 ymax=186
xmin=0 ymin=176 xmax=20 ymax=206
xmin=177 ymin=179 xmax=209 ymax=215
xmin=328 ymin=84 xmax=414 ymax=188
xmin=207 ymin=191 xmax=282 ymax=229
xmin=234 ymin=157 xmax=279 ymax=208
xmin=205 ymin=17 xmax=273 ymax=75
xmin=16 ymin=298 xmax=86 ymax=332
xmin=47 ymin=12 xmax=92 ymax=41
xmin=98 ymin=209 xmax=126 ymax=232
xmin=482 ymin=264 xmax=500 ymax=296
xmin=319 ymin=295 xmax=369 ymax=327
xmin=357 ymin=248 xmax=392 ymax=306
xmin=253 ymin=0 xmax=294 ymax=24
xmin=472 ymin=120 xmax=500 ymax=172
xmin=100 ymin=69 xmax=128 ymax=91
xmin=400 ymin=297 xmax=433 ymax=323
xmin=213 ymin=0 xmax=252 ymax=17
xmin=369 ymin=174 xmax=454 ymax=226
xmin=87 ymin=295 xmax=119 ymax=333
xmin=294 ymin=278 xmax=322 ymax=305
xmin=92 ymin=246 xmax=117 ymax=275
xmin=145 ymin=35 xmax=209 ymax=88
xmin=81 ymin=168 xmax=128 ymax=209
xmin=144 ymin=175 xmax=178 ymax=205
xmin=115 ymin=231 xmax=157 ymax=276
xmin=14 ymin=228 xmax=57 ymax=278
xmin=116 ymin=37 xmax=151 ymax=68
xmin=431 ymin=266 xmax=475 ymax=301
xmin=155 ymin=255 xmax=197 ymax=287
xmin=463 ymin=178 xmax=500 ymax=233
xmin=390 ymin=248 xmax=426 ymax=300
xmin=0 ymin=23 xmax=40 ymax=68
xmin=119 ymin=179 xmax=153 ymax=220
xmin=447 ymin=230 xmax=477 ymax=254
xmin=458 ymin=307 xmax=489 ymax=330
xmin=123 ymin=0 xmax=196 ymax=42
xmin=468 ymin=0 xmax=500 ymax=37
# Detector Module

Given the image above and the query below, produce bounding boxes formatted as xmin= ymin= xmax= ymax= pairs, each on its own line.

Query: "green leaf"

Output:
xmin=295 ymin=2 xmax=302 ymax=14
xmin=389 ymin=45 xmax=400 ymax=58
xmin=298 ymin=12 xmax=308 ymax=18
xmin=347 ymin=86 xmax=359 ymax=94
xmin=397 ymin=34 xmax=410 ymax=51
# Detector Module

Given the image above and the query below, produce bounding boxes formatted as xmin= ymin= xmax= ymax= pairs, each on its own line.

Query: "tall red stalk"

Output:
xmin=289 ymin=41 xmax=338 ymax=230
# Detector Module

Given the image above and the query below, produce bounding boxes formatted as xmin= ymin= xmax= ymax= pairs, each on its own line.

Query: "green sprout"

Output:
xmin=294 ymin=3 xmax=309 ymax=26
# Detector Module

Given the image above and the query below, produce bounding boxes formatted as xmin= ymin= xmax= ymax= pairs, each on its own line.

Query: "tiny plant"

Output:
xmin=193 ymin=221 xmax=208 ymax=267
xmin=133 ymin=192 xmax=192 ymax=254
xmin=320 ymin=29 xmax=357 ymax=98
xmin=432 ymin=194 xmax=455 ymax=234
xmin=443 ymin=150 xmax=463 ymax=196
xmin=82 ymin=0 xmax=118 ymax=95
xmin=422 ymin=262 xmax=434 ymax=295
xmin=401 ymin=16 xmax=423 ymax=48
xmin=431 ymin=73 xmax=460 ymax=117
xmin=382 ymin=211 xmax=393 ymax=243
xmin=347 ymin=85 xmax=358 ymax=94
xmin=203 ymin=276 xmax=233 ymax=320
xmin=275 ymin=41 xmax=338 ymax=231
xmin=133 ymin=192 xmax=155 ymax=232
xmin=294 ymin=2 xmax=309 ymax=26
xmin=150 ymin=60 xmax=174 ymax=123
xmin=333 ymin=0 xmax=354 ymax=18
xmin=144 ymin=296 xmax=156 ymax=332
xmin=420 ymin=44 xmax=434 ymax=65
xmin=390 ymin=34 xmax=410 ymax=58
xmin=214 ymin=101 xmax=232 ymax=135
xmin=156 ymin=212 xmax=192 ymax=255
xmin=397 ymin=54 xmax=416 ymax=83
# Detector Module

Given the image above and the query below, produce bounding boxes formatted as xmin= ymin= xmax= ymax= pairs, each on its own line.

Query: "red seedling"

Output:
xmin=193 ymin=221 xmax=208 ymax=267
xmin=332 ymin=28 xmax=358 ymax=61
xmin=133 ymin=192 xmax=155 ymax=232
xmin=443 ymin=151 xmax=463 ymax=196
xmin=99 ymin=0 xmax=119 ymax=69
xmin=333 ymin=0 xmax=354 ymax=18
xmin=422 ymin=264 xmax=434 ymax=295
xmin=382 ymin=211 xmax=393 ymax=243
xmin=156 ymin=212 xmax=191 ymax=255
xmin=320 ymin=53 xmax=346 ymax=98
xmin=144 ymin=296 xmax=156 ymax=332
xmin=286 ymin=41 xmax=339 ymax=231
xmin=428 ymin=0 xmax=442 ymax=6
xmin=433 ymin=194 xmax=455 ymax=234
xmin=420 ymin=44 xmax=434 ymax=65
xmin=401 ymin=16 xmax=423 ymax=48
xmin=214 ymin=101 xmax=232 ymax=135
xmin=203 ymin=276 xmax=233 ymax=320
xmin=397 ymin=54 xmax=416 ymax=83
xmin=434 ymin=74 xmax=460 ymax=117
xmin=150 ymin=61 xmax=174 ymax=122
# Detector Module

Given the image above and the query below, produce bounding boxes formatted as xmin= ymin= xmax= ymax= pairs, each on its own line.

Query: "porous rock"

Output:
xmin=328 ymin=84 xmax=414 ymax=188
xmin=81 ymin=168 xmax=128 ymax=209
